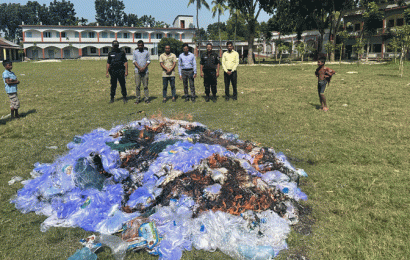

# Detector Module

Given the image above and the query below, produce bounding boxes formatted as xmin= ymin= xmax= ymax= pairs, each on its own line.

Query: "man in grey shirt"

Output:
xmin=133 ymin=40 xmax=151 ymax=104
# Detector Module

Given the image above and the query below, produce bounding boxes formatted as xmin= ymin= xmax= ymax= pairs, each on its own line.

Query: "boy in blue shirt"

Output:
xmin=2 ymin=60 xmax=20 ymax=118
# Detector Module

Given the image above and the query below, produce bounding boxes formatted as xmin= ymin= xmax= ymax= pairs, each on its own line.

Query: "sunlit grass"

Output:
xmin=0 ymin=60 xmax=409 ymax=259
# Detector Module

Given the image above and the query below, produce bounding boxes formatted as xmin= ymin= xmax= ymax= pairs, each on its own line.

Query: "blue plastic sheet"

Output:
xmin=11 ymin=118 xmax=309 ymax=260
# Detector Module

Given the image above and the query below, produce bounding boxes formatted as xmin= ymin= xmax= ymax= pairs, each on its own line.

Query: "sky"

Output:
xmin=4 ymin=0 xmax=272 ymax=29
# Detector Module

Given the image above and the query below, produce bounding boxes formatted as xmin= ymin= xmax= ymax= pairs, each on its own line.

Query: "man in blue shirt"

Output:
xmin=2 ymin=60 xmax=20 ymax=119
xmin=178 ymin=43 xmax=197 ymax=102
xmin=133 ymin=40 xmax=151 ymax=104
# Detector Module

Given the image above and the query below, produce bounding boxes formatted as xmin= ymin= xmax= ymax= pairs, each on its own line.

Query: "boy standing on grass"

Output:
xmin=2 ymin=60 xmax=20 ymax=119
xmin=315 ymin=57 xmax=335 ymax=112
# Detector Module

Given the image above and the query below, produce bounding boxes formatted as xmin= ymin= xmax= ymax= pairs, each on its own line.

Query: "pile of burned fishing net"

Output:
xmin=11 ymin=118 xmax=308 ymax=260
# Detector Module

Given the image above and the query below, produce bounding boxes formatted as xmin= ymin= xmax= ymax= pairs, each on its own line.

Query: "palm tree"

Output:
xmin=188 ymin=0 xmax=210 ymax=56
xmin=229 ymin=6 xmax=240 ymax=52
xmin=212 ymin=0 xmax=228 ymax=52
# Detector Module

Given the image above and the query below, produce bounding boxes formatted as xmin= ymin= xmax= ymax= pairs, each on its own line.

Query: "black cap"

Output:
xmin=112 ymin=40 xmax=119 ymax=46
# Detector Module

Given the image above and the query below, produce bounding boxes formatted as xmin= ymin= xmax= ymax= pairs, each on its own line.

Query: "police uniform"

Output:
xmin=107 ymin=48 xmax=127 ymax=99
xmin=200 ymin=52 xmax=220 ymax=97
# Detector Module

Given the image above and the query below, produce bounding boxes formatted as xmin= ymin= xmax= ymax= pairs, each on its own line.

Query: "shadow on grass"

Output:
xmin=376 ymin=73 xmax=401 ymax=78
xmin=309 ymin=103 xmax=322 ymax=110
xmin=0 ymin=109 xmax=37 ymax=125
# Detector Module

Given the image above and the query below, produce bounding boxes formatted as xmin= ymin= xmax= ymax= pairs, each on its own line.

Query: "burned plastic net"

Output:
xmin=11 ymin=118 xmax=308 ymax=260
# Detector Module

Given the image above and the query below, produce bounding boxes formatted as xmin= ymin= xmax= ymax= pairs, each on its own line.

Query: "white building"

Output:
xmin=20 ymin=15 xmax=196 ymax=60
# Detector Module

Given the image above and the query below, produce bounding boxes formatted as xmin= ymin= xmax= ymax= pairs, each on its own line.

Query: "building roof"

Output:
xmin=19 ymin=25 xmax=194 ymax=30
xmin=0 ymin=37 xmax=21 ymax=49
xmin=172 ymin=15 xmax=194 ymax=27
xmin=344 ymin=1 xmax=410 ymax=17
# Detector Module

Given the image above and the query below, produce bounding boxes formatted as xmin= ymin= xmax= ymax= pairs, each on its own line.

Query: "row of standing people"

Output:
xmin=106 ymin=40 xmax=240 ymax=104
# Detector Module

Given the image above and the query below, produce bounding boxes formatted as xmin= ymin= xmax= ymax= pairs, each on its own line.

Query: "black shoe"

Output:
xmin=212 ymin=96 xmax=217 ymax=103
xmin=225 ymin=96 xmax=230 ymax=101
xmin=172 ymin=97 xmax=176 ymax=102
xmin=109 ymin=98 xmax=114 ymax=103
xmin=185 ymin=97 xmax=190 ymax=102
xmin=134 ymin=99 xmax=140 ymax=104
xmin=145 ymin=99 xmax=151 ymax=104
xmin=191 ymin=98 xmax=196 ymax=102
xmin=123 ymin=97 xmax=128 ymax=103
xmin=232 ymin=96 xmax=237 ymax=101
xmin=205 ymin=96 xmax=210 ymax=102
xmin=162 ymin=99 xmax=167 ymax=103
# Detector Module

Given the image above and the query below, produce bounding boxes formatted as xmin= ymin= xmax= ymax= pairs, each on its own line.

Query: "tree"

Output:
xmin=324 ymin=41 xmax=336 ymax=61
xmin=277 ymin=42 xmax=290 ymax=64
xmin=353 ymin=37 xmax=365 ymax=63
xmin=392 ymin=25 xmax=410 ymax=77
xmin=295 ymin=41 xmax=307 ymax=61
xmin=188 ymin=0 xmax=210 ymax=56
xmin=362 ymin=1 xmax=384 ymax=62
xmin=207 ymin=22 xmax=226 ymax=40
xmin=124 ymin=13 xmax=141 ymax=27
xmin=388 ymin=37 xmax=400 ymax=63
xmin=139 ymin=15 xmax=156 ymax=27
xmin=212 ymin=0 xmax=228 ymax=51
xmin=47 ymin=0 xmax=77 ymax=25
xmin=158 ymin=38 xmax=184 ymax=57
xmin=95 ymin=0 xmax=125 ymax=26
xmin=227 ymin=0 xmax=276 ymax=65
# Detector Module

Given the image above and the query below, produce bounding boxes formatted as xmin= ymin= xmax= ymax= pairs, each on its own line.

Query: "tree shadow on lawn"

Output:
xmin=0 ymin=109 xmax=37 ymax=125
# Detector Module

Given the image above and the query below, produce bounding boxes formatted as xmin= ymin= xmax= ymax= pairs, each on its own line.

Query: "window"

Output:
xmin=75 ymin=32 xmax=79 ymax=38
xmin=90 ymin=47 xmax=97 ymax=53
xmin=103 ymin=47 xmax=109 ymax=54
xmin=181 ymin=34 xmax=185 ymax=39
xmin=156 ymin=33 xmax=163 ymax=39
xmin=81 ymin=32 xmax=87 ymax=38
xmin=101 ymin=32 xmax=108 ymax=38
xmin=117 ymin=33 xmax=122 ymax=38
xmin=124 ymin=47 xmax=131 ymax=53
xmin=110 ymin=32 xmax=115 ymax=38
xmin=143 ymin=33 xmax=149 ymax=39
xmin=123 ymin=33 xmax=129 ymax=38
xmin=174 ymin=34 xmax=179 ymax=39
xmin=61 ymin=32 xmax=66 ymax=38
xmin=168 ymin=33 xmax=172 ymax=38
xmin=44 ymin=32 xmax=52 ymax=38
xmin=25 ymin=32 xmax=32 ymax=38
xmin=180 ymin=20 xmax=185 ymax=28
xmin=88 ymin=32 xmax=95 ymax=38
xmin=56 ymin=32 xmax=59 ymax=38
xmin=135 ymin=33 xmax=142 ymax=39
xmin=354 ymin=23 xmax=361 ymax=31
xmin=396 ymin=18 xmax=404 ymax=26
xmin=388 ymin=19 xmax=395 ymax=27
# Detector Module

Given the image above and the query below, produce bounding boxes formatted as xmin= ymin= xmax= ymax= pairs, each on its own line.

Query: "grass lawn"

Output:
xmin=0 ymin=59 xmax=409 ymax=260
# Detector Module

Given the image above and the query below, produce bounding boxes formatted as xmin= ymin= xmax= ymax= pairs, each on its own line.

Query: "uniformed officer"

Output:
xmin=200 ymin=43 xmax=220 ymax=102
xmin=106 ymin=40 xmax=128 ymax=103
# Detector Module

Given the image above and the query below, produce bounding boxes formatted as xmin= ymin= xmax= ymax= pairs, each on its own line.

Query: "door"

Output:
xmin=48 ymin=49 xmax=55 ymax=59
xmin=32 ymin=49 xmax=38 ymax=59
xmin=64 ymin=49 xmax=70 ymax=59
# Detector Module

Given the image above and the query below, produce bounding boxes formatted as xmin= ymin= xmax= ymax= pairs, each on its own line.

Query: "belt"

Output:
xmin=182 ymin=68 xmax=193 ymax=71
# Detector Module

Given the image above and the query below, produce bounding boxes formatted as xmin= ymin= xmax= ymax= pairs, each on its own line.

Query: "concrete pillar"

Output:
xmin=149 ymin=33 xmax=151 ymax=43
xmin=79 ymin=32 xmax=82 ymax=42
xmin=3 ymin=49 xmax=6 ymax=60
xmin=79 ymin=48 xmax=82 ymax=57
xmin=60 ymin=32 xmax=62 ymax=42
xmin=132 ymin=33 xmax=135 ymax=43
xmin=179 ymin=34 xmax=182 ymax=41
xmin=23 ymin=32 xmax=25 ymax=42
xmin=42 ymin=49 xmax=45 ymax=59
xmin=165 ymin=33 xmax=168 ymax=38
xmin=115 ymin=32 xmax=117 ymax=40
xmin=98 ymin=48 xmax=101 ymax=56
xmin=41 ymin=32 xmax=44 ymax=42
xmin=97 ymin=32 xmax=100 ymax=43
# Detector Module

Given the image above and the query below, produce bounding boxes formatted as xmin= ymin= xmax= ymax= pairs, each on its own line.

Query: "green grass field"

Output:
xmin=1 ymin=59 xmax=409 ymax=260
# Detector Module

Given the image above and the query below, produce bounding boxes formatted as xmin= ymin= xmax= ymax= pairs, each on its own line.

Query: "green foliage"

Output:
xmin=95 ymin=0 xmax=125 ymax=26
xmin=363 ymin=1 xmax=384 ymax=36
xmin=158 ymin=38 xmax=184 ymax=57
xmin=353 ymin=37 xmax=366 ymax=60
xmin=324 ymin=41 xmax=336 ymax=55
